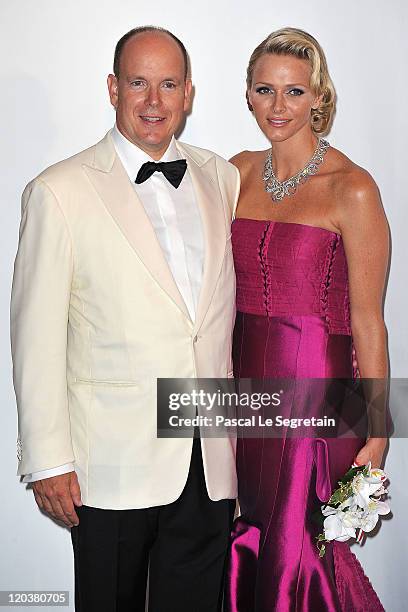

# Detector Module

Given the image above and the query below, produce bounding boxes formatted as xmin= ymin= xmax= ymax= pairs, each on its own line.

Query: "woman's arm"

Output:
xmin=338 ymin=168 xmax=390 ymax=467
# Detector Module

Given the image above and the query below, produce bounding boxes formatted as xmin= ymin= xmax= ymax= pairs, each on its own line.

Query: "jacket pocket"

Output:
xmin=74 ymin=377 xmax=140 ymax=388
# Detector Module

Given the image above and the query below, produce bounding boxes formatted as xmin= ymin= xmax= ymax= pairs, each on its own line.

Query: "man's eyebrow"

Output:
xmin=126 ymin=75 xmax=146 ymax=81
xmin=126 ymin=75 xmax=181 ymax=83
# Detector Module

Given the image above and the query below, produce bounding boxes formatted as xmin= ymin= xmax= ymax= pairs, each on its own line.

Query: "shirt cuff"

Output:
xmin=22 ymin=463 xmax=75 ymax=483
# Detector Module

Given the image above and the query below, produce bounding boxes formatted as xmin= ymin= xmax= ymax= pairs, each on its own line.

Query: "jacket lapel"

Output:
xmin=177 ymin=142 xmax=228 ymax=332
xmin=83 ymin=131 xmax=191 ymax=319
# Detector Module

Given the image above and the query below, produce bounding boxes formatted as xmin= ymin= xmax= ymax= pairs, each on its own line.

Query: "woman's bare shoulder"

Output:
xmin=327 ymin=147 xmax=385 ymax=234
xmin=230 ymin=151 xmax=267 ymax=173
xmin=322 ymin=148 xmax=378 ymax=205
xmin=327 ymin=147 xmax=378 ymax=200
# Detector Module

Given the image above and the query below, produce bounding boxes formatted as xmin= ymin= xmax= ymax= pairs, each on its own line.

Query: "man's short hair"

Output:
xmin=113 ymin=26 xmax=189 ymax=80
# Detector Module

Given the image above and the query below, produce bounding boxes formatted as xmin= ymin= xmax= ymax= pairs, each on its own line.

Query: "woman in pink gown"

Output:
xmin=226 ymin=28 xmax=389 ymax=611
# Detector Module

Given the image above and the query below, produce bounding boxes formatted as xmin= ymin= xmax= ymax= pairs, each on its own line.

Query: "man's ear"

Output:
xmin=183 ymin=78 xmax=193 ymax=111
xmin=107 ymin=74 xmax=119 ymax=109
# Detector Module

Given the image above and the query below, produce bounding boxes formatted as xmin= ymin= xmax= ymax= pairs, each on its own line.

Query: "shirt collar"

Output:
xmin=111 ymin=124 xmax=180 ymax=180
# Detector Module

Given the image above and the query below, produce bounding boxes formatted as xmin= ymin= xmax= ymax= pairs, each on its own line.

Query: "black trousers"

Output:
xmin=71 ymin=439 xmax=235 ymax=612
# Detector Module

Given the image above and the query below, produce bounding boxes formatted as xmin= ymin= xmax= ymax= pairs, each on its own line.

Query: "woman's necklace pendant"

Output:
xmin=263 ymin=138 xmax=330 ymax=203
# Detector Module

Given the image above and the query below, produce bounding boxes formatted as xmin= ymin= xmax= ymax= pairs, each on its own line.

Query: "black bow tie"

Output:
xmin=135 ymin=159 xmax=187 ymax=189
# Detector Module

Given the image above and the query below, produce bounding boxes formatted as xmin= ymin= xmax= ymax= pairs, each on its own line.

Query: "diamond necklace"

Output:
xmin=263 ymin=137 xmax=330 ymax=202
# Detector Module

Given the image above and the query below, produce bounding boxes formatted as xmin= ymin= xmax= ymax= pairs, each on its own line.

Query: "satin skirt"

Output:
xmin=226 ymin=313 xmax=384 ymax=612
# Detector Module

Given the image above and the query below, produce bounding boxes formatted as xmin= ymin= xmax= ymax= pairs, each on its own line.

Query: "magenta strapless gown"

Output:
xmin=226 ymin=219 xmax=384 ymax=612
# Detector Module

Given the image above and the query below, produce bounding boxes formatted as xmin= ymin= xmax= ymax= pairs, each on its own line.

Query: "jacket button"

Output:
xmin=193 ymin=335 xmax=198 ymax=343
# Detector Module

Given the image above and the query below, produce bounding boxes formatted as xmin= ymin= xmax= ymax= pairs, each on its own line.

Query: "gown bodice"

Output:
xmin=232 ymin=218 xmax=351 ymax=336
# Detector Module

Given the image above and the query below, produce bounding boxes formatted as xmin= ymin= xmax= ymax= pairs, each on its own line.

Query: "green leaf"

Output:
xmin=338 ymin=465 xmax=364 ymax=486
xmin=319 ymin=544 xmax=326 ymax=558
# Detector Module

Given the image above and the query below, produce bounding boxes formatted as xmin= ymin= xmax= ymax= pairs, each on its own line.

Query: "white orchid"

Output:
xmin=323 ymin=505 xmax=357 ymax=542
xmin=358 ymin=498 xmax=391 ymax=533
xmin=351 ymin=462 xmax=387 ymax=509
xmin=322 ymin=500 xmax=362 ymax=541
xmin=375 ymin=499 xmax=391 ymax=515
xmin=316 ymin=462 xmax=390 ymax=557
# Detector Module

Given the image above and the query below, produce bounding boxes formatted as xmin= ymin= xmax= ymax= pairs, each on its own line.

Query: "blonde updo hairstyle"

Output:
xmin=246 ymin=27 xmax=336 ymax=135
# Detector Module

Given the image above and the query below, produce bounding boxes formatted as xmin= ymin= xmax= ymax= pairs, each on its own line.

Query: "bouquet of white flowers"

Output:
xmin=315 ymin=462 xmax=390 ymax=557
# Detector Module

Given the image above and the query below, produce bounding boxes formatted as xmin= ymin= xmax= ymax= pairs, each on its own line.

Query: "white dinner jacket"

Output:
xmin=11 ymin=130 xmax=240 ymax=509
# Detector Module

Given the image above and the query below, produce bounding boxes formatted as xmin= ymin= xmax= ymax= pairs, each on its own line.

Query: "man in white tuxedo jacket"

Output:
xmin=11 ymin=26 xmax=239 ymax=612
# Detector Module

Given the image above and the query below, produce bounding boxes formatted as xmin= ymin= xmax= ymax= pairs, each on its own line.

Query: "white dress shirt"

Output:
xmin=23 ymin=125 xmax=205 ymax=483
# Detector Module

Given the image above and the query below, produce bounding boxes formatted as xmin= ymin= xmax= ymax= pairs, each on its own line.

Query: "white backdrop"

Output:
xmin=1 ymin=1 xmax=407 ymax=610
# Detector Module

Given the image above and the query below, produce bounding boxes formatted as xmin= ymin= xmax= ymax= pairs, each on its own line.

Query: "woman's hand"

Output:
xmin=354 ymin=437 xmax=387 ymax=469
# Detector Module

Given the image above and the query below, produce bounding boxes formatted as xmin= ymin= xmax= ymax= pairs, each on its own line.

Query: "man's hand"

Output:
xmin=32 ymin=471 xmax=82 ymax=528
